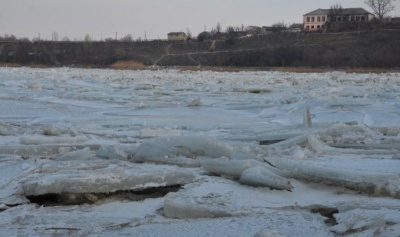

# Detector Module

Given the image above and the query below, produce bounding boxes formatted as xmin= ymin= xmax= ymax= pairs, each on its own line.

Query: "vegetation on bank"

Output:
xmin=1 ymin=29 xmax=399 ymax=69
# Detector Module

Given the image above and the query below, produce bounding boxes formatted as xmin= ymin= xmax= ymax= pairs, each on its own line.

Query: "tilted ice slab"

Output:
xmin=0 ymin=157 xmax=36 ymax=206
xmin=131 ymin=136 xmax=262 ymax=162
xmin=131 ymin=136 xmax=291 ymax=190
xmin=268 ymin=157 xmax=400 ymax=199
xmin=22 ymin=160 xmax=195 ymax=196
xmin=331 ymin=208 xmax=400 ymax=236
xmin=199 ymin=158 xmax=292 ymax=191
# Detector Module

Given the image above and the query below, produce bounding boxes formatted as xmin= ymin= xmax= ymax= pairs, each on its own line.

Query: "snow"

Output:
xmin=0 ymin=67 xmax=400 ymax=236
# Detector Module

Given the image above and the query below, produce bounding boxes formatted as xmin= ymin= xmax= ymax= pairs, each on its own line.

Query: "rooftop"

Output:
xmin=304 ymin=8 xmax=373 ymax=16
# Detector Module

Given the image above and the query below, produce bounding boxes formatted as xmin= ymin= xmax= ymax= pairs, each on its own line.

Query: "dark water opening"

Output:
xmin=26 ymin=185 xmax=182 ymax=206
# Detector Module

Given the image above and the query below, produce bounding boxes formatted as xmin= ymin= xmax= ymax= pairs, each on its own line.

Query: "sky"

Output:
xmin=1 ymin=0 xmax=400 ymax=41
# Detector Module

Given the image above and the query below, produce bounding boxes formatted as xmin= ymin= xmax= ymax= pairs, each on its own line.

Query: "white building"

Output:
xmin=303 ymin=8 xmax=374 ymax=31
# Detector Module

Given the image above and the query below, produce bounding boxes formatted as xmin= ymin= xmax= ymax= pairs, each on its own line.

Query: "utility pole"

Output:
xmin=115 ymin=32 xmax=118 ymax=41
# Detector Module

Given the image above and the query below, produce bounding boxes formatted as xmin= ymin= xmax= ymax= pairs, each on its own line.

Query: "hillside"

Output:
xmin=1 ymin=30 xmax=400 ymax=68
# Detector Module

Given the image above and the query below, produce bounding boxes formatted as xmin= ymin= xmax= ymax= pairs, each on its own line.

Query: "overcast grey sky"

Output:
xmin=1 ymin=0 xmax=399 ymax=40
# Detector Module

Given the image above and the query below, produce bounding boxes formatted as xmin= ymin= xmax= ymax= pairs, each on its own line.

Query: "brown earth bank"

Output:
xmin=1 ymin=29 xmax=400 ymax=69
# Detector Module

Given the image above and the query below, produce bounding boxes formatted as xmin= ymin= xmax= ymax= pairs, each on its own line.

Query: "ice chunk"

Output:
xmin=96 ymin=146 xmax=128 ymax=160
xmin=239 ymin=166 xmax=293 ymax=191
xmin=43 ymin=124 xmax=62 ymax=136
xmin=20 ymin=136 xmax=88 ymax=145
xmin=0 ymin=124 xmax=15 ymax=136
xmin=303 ymin=107 xmax=312 ymax=128
xmin=308 ymin=134 xmax=327 ymax=155
xmin=199 ymin=158 xmax=286 ymax=179
xmin=331 ymin=208 xmax=400 ymax=235
xmin=132 ymin=136 xmax=232 ymax=159
xmin=187 ymin=96 xmax=201 ymax=107
xmin=199 ymin=158 xmax=291 ymax=190
xmin=163 ymin=192 xmax=242 ymax=219
xmin=139 ymin=128 xmax=182 ymax=138
xmin=22 ymin=161 xmax=195 ymax=196
xmin=42 ymin=124 xmax=80 ymax=137
xmin=263 ymin=133 xmax=310 ymax=150
xmin=131 ymin=136 xmax=262 ymax=161
xmin=0 ymin=144 xmax=100 ymax=157
xmin=57 ymin=147 xmax=93 ymax=161
xmin=268 ymin=157 xmax=400 ymax=198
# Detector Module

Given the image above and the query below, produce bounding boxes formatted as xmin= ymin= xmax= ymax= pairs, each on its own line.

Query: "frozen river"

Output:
xmin=0 ymin=67 xmax=399 ymax=236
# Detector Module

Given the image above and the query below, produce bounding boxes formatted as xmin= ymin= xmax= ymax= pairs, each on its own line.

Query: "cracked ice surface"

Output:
xmin=1 ymin=67 xmax=400 ymax=236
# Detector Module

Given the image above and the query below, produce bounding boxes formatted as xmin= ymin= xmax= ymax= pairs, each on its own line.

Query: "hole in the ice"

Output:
xmin=311 ymin=207 xmax=339 ymax=226
xmin=26 ymin=185 xmax=182 ymax=206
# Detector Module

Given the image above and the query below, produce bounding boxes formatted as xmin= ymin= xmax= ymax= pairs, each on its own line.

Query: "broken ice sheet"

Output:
xmin=131 ymin=136 xmax=233 ymax=160
xmin=331 ymin=208 xmax=400 ymax=236
xmin=96 ymin=146 xmax=128 ymax=160
xmin=20 ymin=135 xmax=88 ymax=145
xmin=0 ymin=157 xmax=37 ymax=206
xmin=199 ymin=158 xmax=292 ymax=190
xmin=131 ymin=136 xmax=262 ymax=162
xmin=21 ymin=160 xmax=195 ymax=196
xmin=268 ymin=157 xmax=400 ymax=198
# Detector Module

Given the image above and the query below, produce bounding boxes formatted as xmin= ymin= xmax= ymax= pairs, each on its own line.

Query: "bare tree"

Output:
xmin=271 ymin=21 xmax=287 ymax=33
xmin=364 ymin=0 xmax=395 ymax=20
xmin=329 ymin=4 xmax=343 ymax=22
xmin=51 ymin=31 xmax=59 ymax=41
xmin=84 ymin=34 xmax=92 ymax=42
xmin=61 ymin=36 xmax=70 ymax=42
xmin=225 ymin=26 xmax=235 ymax=34
xmin=120 ymin=34 xmax=133 ymax=42
xmin=216 ymin=22 xmax=222 ymax=33
xmin=1 ymin=34 xmax=17 ymax=41
xmin=186 ymin=28 xmax=192 ymax=40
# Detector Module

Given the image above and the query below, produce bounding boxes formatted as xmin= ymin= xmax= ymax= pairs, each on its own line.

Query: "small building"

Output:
xmin=245 ymin=26 xmax=261 ymax=36
xmin=261 ymin=26 xmax=275 ymax=34
xmin=167 ymin=32 xmax=187 ymax=41
xmin=227 ymin=31 xmax=247 ymax=38
xmin=197 ymin=31 xmax=213 ymax=42
xmin=288 ymin=23 xmax=303 ymax=33
xmin=303 ymin=8 xmax=374 ymax=31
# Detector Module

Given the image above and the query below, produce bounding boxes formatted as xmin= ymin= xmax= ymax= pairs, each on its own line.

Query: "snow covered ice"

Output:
xmin=0 ymin=67 xmax=400 ymax=236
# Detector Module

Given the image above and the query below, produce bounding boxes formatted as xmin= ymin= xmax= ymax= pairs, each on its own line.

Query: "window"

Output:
xmin=306 ymin=25 xmax=310 ymax=29
xmin=312 ymin=17 xmax=315 ymax=22
xmin=322 ymin=16 xmax=326 ymax=22
xmin=317 ymin=25 xmax=320 ymax=29
xmin=307 ymin=17 xmax=310 ymax=22
xmin=351 ymin=16 xmax=354 ymax=21
xmin=361 ymin=16 xmax=366 ymax=21
xmin=322 ymin=25 xmax=325 ymax=28
xmin=356 ymin=16 xmax=360 ymax=21
xmin=311 ymin=25 xmax=314 ymax=29
xmin=317 ymin=16 xmax=321 ymax=22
